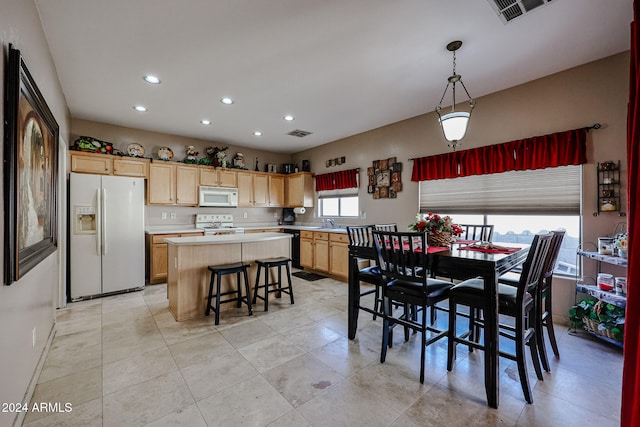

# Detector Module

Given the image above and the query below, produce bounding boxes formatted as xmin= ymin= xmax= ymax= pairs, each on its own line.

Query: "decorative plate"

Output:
xmin=127 ymin=143 xmax=145 ymax=158
xmin=158 ymin=146 xmax=174 ymax=161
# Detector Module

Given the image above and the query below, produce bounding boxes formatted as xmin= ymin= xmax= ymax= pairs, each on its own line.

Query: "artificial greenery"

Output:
xmin=569 ymin=297 xmax=625 ymax=342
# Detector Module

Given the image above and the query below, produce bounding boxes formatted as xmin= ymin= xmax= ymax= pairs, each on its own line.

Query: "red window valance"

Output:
xmin=315 ymin=168 xmax=359 ymax=191
xmin=411 ymin=128 xmax=588 ymax=181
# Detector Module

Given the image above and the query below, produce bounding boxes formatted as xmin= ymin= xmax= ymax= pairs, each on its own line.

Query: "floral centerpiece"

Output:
xmin=408 ymin=212 xmax=463 ymax=246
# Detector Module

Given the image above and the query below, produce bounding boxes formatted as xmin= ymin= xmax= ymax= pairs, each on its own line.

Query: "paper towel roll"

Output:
xmin=293 ymin=207 xmax=306 ymax=215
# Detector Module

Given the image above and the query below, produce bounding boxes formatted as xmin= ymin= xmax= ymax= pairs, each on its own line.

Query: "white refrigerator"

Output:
xmin=70 ymin=172 xmax=145 ymax=300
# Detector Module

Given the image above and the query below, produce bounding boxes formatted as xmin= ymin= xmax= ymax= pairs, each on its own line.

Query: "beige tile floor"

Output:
xmin=23 ymin=274 xmax=622 ymax=426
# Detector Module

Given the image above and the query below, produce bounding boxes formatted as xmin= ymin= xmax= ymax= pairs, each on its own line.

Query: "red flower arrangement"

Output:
xmin=408 ymin=212 xmax=463 ymax=244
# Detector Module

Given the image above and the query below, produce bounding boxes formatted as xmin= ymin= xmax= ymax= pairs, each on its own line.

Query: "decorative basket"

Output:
xmin=427 ymin=232 xmax=453 ymax=247
xmin=582 ymin=317 xmax=616 ymax=339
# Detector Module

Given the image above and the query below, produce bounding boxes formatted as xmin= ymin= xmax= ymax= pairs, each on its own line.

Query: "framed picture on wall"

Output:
xmin=3 ymin=45 xmax=59 ymax=285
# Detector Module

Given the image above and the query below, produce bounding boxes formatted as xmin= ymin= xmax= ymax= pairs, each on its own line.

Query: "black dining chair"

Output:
xmin=373 ymin=223 xmax=399 ymax=232
xmin=347 ymin=225 xmax=384 ymax=319
xmin=498 ymin=229 xmax=565 ymax=372
xmin=447 ymin=232 xmax=552 ymax=404
xmin=458 ymin=224 xmax=494 ymax=242
xmin=372 ymin=230 xmax=454 ymax=384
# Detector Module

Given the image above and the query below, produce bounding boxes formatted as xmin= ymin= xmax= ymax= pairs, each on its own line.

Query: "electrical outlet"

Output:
xmin=361 ymin=211 xmax=367 ymax=219
xmin=274 ymin=212 xmax=279 ymax=218
xmin=32 ymin=327 xmax=36 ymax=348
xmin=161 ymin=212 xmax=167 ymax=220
xmin=243 ymin=212 xmax=248 ymax=219
xmin=170 ymin=212 xmax=176 ymax=219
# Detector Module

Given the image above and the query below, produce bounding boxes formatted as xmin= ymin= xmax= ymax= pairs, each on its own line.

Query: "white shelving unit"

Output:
xmin=575 ymin=250 xmax=627 ymax=347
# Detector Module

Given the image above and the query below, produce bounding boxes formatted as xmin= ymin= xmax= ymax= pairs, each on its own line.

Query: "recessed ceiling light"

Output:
xmin=133 ymin=105 xmax=148 ymax=112
xmin=253 ymin=131 xmax=262 ymax=136
xmin=201 ymin=119 xmax=211 ymax=125
xmin=283 ymin=115 xmax=295 ymax=121
xmin=143 ymin=75 xmax=161 ymax=84
xmin=220 ymin=97 xmax=234 ymax=105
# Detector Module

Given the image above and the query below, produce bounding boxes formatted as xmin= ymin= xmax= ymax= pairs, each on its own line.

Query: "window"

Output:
xmin=440 ymin=213 xmax=580 ymax=277
xmin=319 ymin=195 xmax=359 ymax=217
xmin=420 ymin=165 xmax=582 ymax=277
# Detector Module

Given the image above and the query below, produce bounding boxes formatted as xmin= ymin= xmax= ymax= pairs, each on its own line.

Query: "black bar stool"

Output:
xmin=205 ymin=262 xmax=253 ymax=325
xmin=252 ymin=257 xmax=294 ymax=311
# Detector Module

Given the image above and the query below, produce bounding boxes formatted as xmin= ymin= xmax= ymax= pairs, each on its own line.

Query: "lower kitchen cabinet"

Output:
xmin=329 ymin=233 xmax=349 ymax=279
xmin=146 ymin=231 xmax=203 ymax=284
xmin=300 ymin=231 xmax=315 ymax=269
xmin=299 ymin=230 xmax=348 ymax=279
xmin=314 ymin=232 xmax=330 ymax=272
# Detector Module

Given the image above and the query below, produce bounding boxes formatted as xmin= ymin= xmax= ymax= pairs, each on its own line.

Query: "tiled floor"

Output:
xmin=23 ymin=274 xmax=622 ymax=426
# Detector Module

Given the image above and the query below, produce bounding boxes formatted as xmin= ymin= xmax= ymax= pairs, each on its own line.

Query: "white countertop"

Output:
xmin=165 ymin=232 xmax=292 ymax=246
xmin=146 ymin=224 xmax=348 ymax=234
xmin=145 ymin=226 xmax=200 ymax=235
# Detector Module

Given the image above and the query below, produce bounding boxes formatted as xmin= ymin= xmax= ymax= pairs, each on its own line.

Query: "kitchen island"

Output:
xmin=165 ymin=232 xmax=292 ymax=321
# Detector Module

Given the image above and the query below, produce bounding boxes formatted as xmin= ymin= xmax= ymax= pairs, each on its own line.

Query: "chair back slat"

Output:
xmin=459 ymin=224 xmax=494 ymax=242
xmin=541 ymin=230 xmax=566 ymax=279
xmin=373 ymin=223 xmax=398 ymax=232
xmin=372 ymin=231 xmax=429 ymax=288
xmin=518 ymin=233 xmax=553 ymax=298
xmin=347 ymin=225 xmax=373 ymax=247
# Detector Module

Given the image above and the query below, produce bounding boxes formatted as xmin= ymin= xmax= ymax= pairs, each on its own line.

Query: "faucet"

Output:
xmin=328 ymin=218 xmax=335 ymax=228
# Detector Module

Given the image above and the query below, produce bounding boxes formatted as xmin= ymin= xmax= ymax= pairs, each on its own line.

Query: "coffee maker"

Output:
xmin=282 ymin=208 xmax=295 ymax=225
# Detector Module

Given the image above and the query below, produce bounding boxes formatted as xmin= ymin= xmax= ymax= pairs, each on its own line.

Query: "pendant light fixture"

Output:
xmin=435 ymin=40 xmax=475 ymax=150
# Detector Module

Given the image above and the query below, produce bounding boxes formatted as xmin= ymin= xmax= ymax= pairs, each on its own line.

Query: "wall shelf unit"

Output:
xmin=596 ymin=161 xmax=621 ymax=214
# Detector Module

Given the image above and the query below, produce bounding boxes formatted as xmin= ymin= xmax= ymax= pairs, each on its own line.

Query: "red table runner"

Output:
xmin=458 ymin=244 xmax=520 ymax=254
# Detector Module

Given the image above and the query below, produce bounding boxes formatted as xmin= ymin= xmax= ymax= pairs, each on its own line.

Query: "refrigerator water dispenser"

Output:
xmin=74 ymin=205 xmax=96 ymax=234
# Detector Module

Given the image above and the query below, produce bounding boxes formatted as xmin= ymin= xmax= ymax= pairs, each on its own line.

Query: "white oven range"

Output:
xmin=195 ymin=213 xmax=245 ymax=235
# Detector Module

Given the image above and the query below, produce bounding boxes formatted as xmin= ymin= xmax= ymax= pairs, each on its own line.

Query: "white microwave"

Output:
xmin=199 ymin=186 xmax=239 ymax=207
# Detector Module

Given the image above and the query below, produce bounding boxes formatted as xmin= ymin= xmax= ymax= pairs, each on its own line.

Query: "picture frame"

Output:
xmin=4 ymin=45 xmax=59 ymax=285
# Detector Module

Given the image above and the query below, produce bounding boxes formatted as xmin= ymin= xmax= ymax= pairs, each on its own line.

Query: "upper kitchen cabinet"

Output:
xmin=237 ymin=171 xmax=269 ymax=207
xmin=113 ymin=157 xmax=149 ymax=178
xmin=147 ymin=162 xmax=199 ymax=205
xmin=286 ymin=172 xmax=314 ymax=208
xmin=269 ymin=175 xmax=285 ymax=207
xmin=200 ymin=166 xmax=238 ymax=188
xmin=70 ymin=151 xmax=150 ymax=178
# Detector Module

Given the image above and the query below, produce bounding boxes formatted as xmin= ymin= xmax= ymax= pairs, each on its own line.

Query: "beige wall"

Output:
xmin=0 ymin=0 xmax=71 ymax=425
xmin=292 ymin=52 xmax=631 ymax=322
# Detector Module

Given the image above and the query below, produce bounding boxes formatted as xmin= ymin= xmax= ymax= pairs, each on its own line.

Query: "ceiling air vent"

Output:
xmin=487 ymin=0 xmax=553 ymax=24
xmin=287 ymin=129 xmax=312 ymax=138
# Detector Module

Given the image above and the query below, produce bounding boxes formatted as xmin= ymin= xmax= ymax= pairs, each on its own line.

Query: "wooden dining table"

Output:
xmin=347 ymin=240 xmax=529 ymax=409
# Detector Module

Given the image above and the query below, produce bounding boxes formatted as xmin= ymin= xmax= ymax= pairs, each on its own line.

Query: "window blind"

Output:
xmin=419 ymin=165 xmax=581 ymax=215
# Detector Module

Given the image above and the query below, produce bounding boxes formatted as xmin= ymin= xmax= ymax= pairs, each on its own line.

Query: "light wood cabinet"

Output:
xmin=299 ymin=230 xmax=349 ymax=278
xmin=148 ymin=162 xmax=175 ymax=204
xmin=175 ymin=165 xmax=199 ymax=205
xmin=299 ymin=230 xmax=330 ymax=272
xmin=200 ymin=167 xmax=237 ymax=188
xmin=300 ymin=231 xmax=315 ymax=269
xmin=147 ymin=231 xmax=203 ymax=284
xmin=286 ymin=172 xmax=314 ymax=207
xmin=237 ymin=171 xmax=269 ymax=206
xmin=112 ymin=157 xmax=148 ymax=177
xmin=329 ymin=233 xmax=350 ymax=279
xmin=71 ymin=152 xmax=112 ymax=174
xmin=314 ymin=232 xmax=330 ymax=272
xmin=71 ymin=151 xmax=151 ymax=178
xmin=269 ymin=175 xmax=285 ymax=207
xmin=147 ymin=162 xmax=199 ymax=206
